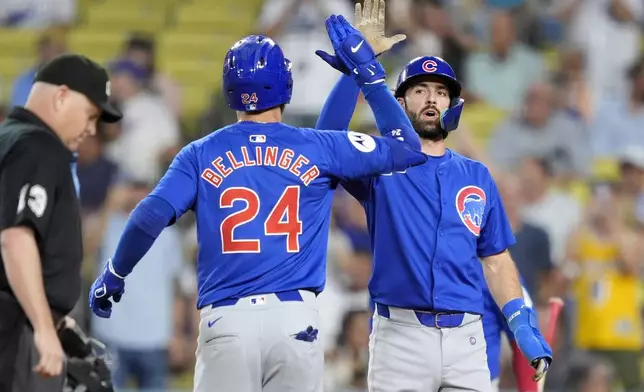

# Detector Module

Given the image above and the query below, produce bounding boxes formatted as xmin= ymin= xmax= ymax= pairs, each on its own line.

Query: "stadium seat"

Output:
xmin=181 ymin=84 xmax=216 ymax=119
xmin=67 ymin=30 xmax=127 ymax=65
xmin=592 ymin=158 xmax=620 ymax=182
xmin=84 ymin=4 xmax=167 ymax=33
xmin=0 ymin=56 xmax=35 ymax=102
xmin=0 ymin=29 xmax=40 ymax=57
xmin=542 ymin=47 xmax=560 ymax=71
xmin=157 ymin=33 xmax=236 ymax=62
xmin=459 ymin=102 xmax=508 ymax=145
xmin=173 ymin=3 xmax=255 ymax=34
xmin=157 ymin=58 xmax=223 ymax=87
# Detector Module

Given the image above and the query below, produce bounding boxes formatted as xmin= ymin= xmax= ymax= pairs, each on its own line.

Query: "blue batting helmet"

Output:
xmin=394 ymin=56 xmax=464 ymax=132
xmin=222 ymin=35 xmax=293 ymax=112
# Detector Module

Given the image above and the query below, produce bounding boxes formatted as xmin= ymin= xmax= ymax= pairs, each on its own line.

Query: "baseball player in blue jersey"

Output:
xmin=314 ymin=3 xmax=552 ymax=391
xmin=87 ymin=32 xmax=429 ymax=392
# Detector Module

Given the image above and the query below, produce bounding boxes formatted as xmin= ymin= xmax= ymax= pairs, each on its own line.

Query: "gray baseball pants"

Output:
xmin=368 ymin=304 xmax=493 ymax=392
xmin=194 ymin=290 xmax=323 ymax=392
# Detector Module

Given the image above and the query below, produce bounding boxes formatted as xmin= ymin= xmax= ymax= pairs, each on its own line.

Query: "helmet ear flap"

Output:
xmin=440 ymin=98 xmax=464 ymax=132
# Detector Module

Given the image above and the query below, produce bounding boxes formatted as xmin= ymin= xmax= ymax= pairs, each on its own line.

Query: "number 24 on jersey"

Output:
xmin=220 ymin=186 xmax=302 ymax=253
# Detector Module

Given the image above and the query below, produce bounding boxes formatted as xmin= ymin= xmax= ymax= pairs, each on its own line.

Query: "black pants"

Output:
xmin=0 ymin=293 xmax=64 ymax=392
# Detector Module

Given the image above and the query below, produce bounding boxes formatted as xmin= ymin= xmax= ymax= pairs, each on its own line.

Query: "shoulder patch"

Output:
xmin=347 ymin=131 xmax=376 ymax=153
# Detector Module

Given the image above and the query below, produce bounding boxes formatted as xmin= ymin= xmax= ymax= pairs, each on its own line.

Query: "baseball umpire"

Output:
xmin=0 ymin=53 xmax=121 ymax=392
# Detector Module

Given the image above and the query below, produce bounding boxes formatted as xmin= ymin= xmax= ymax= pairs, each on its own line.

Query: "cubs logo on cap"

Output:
xmin=455 ymin=186 xmax=486 ymax=236
xmin=422 ymin=59 xmax=437 ymax=73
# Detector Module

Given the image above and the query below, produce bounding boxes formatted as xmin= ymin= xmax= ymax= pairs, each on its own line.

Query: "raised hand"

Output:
xmin=316 ymin=14 xmax=386 ymax=86
xmin=355 ymin=0 xmax=406 ymax=56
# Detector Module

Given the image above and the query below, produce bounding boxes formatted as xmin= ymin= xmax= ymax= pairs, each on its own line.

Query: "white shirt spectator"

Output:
xmin=91 ymin=213 xmax=184 ymax=350
xmin=106 ymin=92 xmax=180 ymax=183
xmin=258 ymin=0 xmax=352 ymax=117
xmin=561 ymin=0 xmax=643 ymax=106
xmin=521 ymin=189 xmax=583 ymax=265
xmin=0 ymin=0 xmax=76 ymax=27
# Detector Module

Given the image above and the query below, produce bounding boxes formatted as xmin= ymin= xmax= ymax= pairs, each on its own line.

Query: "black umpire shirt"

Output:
xmin=0 ymin=107 xmax=83 ymax=316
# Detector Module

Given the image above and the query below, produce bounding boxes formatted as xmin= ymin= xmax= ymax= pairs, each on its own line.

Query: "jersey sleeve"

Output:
xmin=149 ymin=143 xmax=199 ymax=222
xmin=313 ymin=130 xmax=427 ymax=181
xmin=477 ymin=173 xmax=516 ymax=257
xmin=315 ymin=74 xmax=360 ymax=131
xmin=0 ymin=135 xmax=65 ymax=239
xmin=361 ymin=83 xmax=422 ymax=150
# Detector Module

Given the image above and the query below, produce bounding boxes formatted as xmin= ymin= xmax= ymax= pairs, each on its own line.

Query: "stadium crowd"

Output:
xmin=1 ymin=0 xmax=644 ymax=391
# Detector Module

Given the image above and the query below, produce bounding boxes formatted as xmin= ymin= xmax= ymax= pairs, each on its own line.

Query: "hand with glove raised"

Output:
xmin=355 ymin=0 xmax=406 ymax=56
xmin=316 ymin=0 xmax=406 ymax=74
xmin=316 ymin=14 xmax=386 ymax=87
xmin=88 ymin=259 xmax=126 ymax=318
xmin=503 ymin=298 xmax=553 ymax=382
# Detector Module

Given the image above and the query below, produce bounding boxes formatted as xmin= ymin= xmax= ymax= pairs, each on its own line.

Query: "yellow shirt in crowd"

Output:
xmin=573 ymin=229 xmax=642 ymax=351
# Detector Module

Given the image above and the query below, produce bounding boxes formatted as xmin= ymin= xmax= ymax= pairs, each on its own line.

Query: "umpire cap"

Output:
xmin=35 ymin=54 xmax=123 ymax=123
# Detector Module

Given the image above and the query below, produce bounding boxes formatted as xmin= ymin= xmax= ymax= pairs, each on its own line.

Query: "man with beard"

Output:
xmin=313 ymin=1 xmax=552 ymax=390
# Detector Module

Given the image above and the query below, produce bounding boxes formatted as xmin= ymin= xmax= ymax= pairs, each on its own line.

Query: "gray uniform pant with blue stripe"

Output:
xmin=194 ymin=290 xmax=323 ymax=392
xmin=368 ymin=305 xmax=493 ymax=392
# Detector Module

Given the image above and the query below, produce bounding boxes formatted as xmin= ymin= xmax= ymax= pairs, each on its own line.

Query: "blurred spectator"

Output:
xmin=105 ymin=59 xmax=181 ymax=184
xmin=517 ymin=156 xmax=582 ymax=266
xmin=552 ymin=44 xmax=594 ymax=122
xmin=76 ymin=128 xmax=119 ymax=216
xmin=318 ymin=230 xmax=372 ymax=366
xmin=488 ymin=81 xmax=590 ymax=179
xmin=464 ymin=10 xmax=545 ymax=110
xmin=564 ymin=355 xmax=616 ymax=392
xmin=258 ymin=0 xmax=352 ymax=127
xmin=566 ymin=185 xmax=643 ymax=391
xmin=10 ymin=29 xmax=67 ymax=108
xmin=614 ymin=146 xmax=644 ymax=228
xmin=318 ymin=219 xmax=355 ymax=352
xmin=333 ymin=191 xmax=371 ymax=252
xmin=404 ymin=0 xmax=474 ymax=78
xmin=90 ymin=182 xmax=188 ymax=391
xmin=553 ymin=0 xmax=643 ymax=105
xmin=0 ymin=0 xmax=76 ymax=28
xmin=590 ymin=56 xmax=644 ymax=159
xmin=121 ymin=34 xmax=183 ymax=117
xmin=325 ymin=310 xmax=370 ymax=392
xmin=498 ymin=175 xmax=555 ymax=301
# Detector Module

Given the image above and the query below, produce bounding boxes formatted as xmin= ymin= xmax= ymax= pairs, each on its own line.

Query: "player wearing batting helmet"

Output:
xmin=88 ymin=21 xmax=430 ymax=392
xmin=315 ymin=1 xmax=553 ymax=391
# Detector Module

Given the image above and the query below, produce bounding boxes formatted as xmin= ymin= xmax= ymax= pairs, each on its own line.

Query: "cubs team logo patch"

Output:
xmin=455 ymin=186 xmax=486 ymax=236
xmin=422 ymin=59 xmax=438 ymax=73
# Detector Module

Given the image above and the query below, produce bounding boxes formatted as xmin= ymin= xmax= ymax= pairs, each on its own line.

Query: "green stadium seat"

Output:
xmin=0 ymin=56 xmax=35 ymax=104
xmin=181 ymin=84 xmax=216 ymax=119
xmin=0 ymin=29 xmax=40 ymax=57
xmin=173 ymin=4 xmax=255 ymax=34
xmin=157 ymin=32 xmax=236 ymax=62
xmin=67 ymin=31 xmax=127 ymax=65
xmin=84 ymin=5 xmax=167 ymax=34
xmin=157 ymin=58 xmax=222 ymax=87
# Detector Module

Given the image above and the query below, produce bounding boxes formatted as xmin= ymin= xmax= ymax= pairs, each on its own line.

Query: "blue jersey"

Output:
xmin=148 ymin=121 xmax=426 ymax=308
xmin=342 ymin=149 xmax=516 ymax=315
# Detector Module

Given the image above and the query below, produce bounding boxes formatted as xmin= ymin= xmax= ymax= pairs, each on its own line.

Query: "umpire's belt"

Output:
xmin=376 ymin=304 xmax=480 ymax=328
xmin=209 ymin=290 xmax=305 ymax=309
